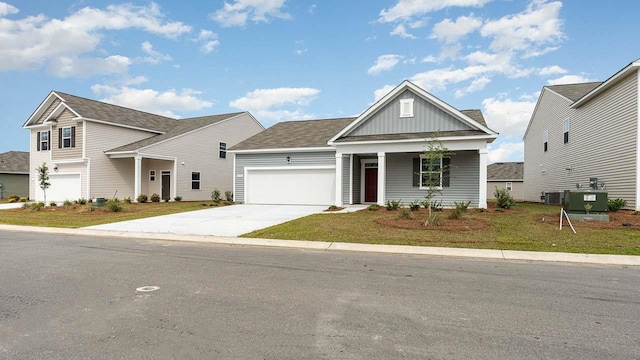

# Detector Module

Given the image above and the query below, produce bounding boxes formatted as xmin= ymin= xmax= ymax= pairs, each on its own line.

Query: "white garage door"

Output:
xmin=36 ymin=173 xmax=81 ymax=202
xmin=246 ymin=167 xmax=335 ymax=205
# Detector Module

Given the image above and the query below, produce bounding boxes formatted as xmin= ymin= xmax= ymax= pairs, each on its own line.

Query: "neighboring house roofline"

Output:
xmin=328 ymin=80 xmax=498 ymax=144
xmin=571 ymin=59 xmax=640 ymax=108
xmin=0 ymin=151 xmax=30 ymax=174
xmin=81 ymin=117 xmax=164 ymax=134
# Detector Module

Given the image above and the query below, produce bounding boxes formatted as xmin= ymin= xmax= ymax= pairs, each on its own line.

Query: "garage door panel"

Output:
xmin=246 ymin=168 xmax=335 ymax=205
xmin=36 ymin=173 xmax=81 ymax=202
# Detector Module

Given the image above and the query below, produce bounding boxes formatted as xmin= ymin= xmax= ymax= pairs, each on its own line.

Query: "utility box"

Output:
xmin=563 ymin=190 xmax=608 ymax=214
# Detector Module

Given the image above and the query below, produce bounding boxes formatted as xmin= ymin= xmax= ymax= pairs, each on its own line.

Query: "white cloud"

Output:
xmin=480 ymin=0 xmax=564 ymax=57
xmin=211 ymin=0 xmax=291 ymax=27
xmin=91 ymin=85 xmax=213 ymax=118
xmin=390 ymin=24 xmax=417 ymax=39
xmin=378 ymin=0 xmax=492 ymax=23
xmin=47 ymin=55 xmax=131 ymax=77
xmin=229 ymin=87 xmax=320 ymax=123
xmin=488 ymin=141 xmax=524 ymax=163
xmin=368 ymin=54 xmax=403 ymax=75
xmin=538 ymin=65 xmax=567 ymax=76
xmin=431 ymin=15 xmax=482 ymax=43
xmin=0 ymin=2 xmax=190 ymax=75
xmin=196 ymin=30 xmax=219 ymax=54
xmin=373 ymin=85 xmax=396 ymax=102
xmin=140 ymin=41 xmax=172 ymax=64
xmin=482 ymin=95 xmax=536 ymax=137
xmin=0 ymin=2 xmax=19 ymax=16
xmin=454 ymin=76 xmax=490 ymax=97
xmin=422 ymin=55 xmax=438 ymax=63
xmin=547 ymin=74 xmax=592 ymax=85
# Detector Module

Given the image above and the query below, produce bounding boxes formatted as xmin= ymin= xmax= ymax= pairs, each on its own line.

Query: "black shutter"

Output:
xmin=412 ymin=158 xmax=420 ymax=187
xmin=37 ymin=132 xmax=41 ymax=151
xmin=47 ymin=131 xmax=51 ymax=150
xmin=58 ymin=128 xmax=62 ymax=148
xmin=71 ymin=126 xmax=76 ymax=148
xmin=442 ymin=158 xmax=451 ymax=187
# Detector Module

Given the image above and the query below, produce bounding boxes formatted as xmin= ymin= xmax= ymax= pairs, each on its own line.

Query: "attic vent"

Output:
xmin=400 ymin=98 xmax=414 ymax=118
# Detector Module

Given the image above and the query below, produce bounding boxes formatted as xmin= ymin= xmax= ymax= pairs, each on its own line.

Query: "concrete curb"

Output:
xmin=1 ymin=224 xmax=639 ymax=266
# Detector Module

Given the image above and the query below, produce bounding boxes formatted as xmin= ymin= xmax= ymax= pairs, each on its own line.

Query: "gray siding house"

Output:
xmin=487 ymin=162 xmax=524 ymax=200
xmin=23 ymin=91 xmax=263 ymax=202
xmin=0 ymin=151 xmax=29 ymax=198
xmin=523 ymin=59 xmax=640 ymax=209
xmin=230 ymin=80 xmax=498 ymax=208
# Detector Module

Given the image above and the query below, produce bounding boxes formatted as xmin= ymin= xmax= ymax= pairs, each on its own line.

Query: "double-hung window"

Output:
xmin=563 ymin=119 xmax=569 ymax=144
xmin=543 ymin=130 xmax=548 ymax=152
xmin=219 ymin=142 xmax=227 ymax=159
xmin=62 ymin=127 xmax=72 ymax=148
xmin=191 ymin=172 xmax=200 ymax=190
xmin=149 ymin=170 xmax=156 ymax=182
xmin=39 ymin=131 xmax=50 ymax=151
xmin=420 ymin=156 xmax=443 ymax=189
xmin=506 ymin=182 xmax=513 ymax=191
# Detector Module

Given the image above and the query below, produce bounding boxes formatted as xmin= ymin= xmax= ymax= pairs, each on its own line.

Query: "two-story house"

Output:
xmin=523 ymin=59 xmax=640 ymax=209
xmin=23 ymin=91 xmax=263 ymax=203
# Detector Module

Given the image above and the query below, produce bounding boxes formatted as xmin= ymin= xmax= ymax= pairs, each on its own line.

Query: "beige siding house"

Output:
xmin=523 ymin=59 xmax=640 ymax=209
xmin=487 ymin=162 xmax=524 ymax=200
xmin=23 ymin=91 xmax=263 ymax=202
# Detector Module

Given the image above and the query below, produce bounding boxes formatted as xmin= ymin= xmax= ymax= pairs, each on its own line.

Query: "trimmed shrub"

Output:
xmin=211 ymin=189 xmax=221 ymax=203
xmin=367 ymin=204 xmax=380 ymax=211
xmin=409 ymin=200 xmax=421 ymax=211
xmin=448 ymin=201 xmax=470 ymax=219
xmin=422 ymin=200 xmax=443 ymax=211
xmin=150 ymin=193 xmax=161 ymax=202
xmin=174 ymin=196 xmax=182 ymax=202
xmin=106 ymin=198 xmax=123 ymax=212
xmin=385 ymin=199 xmax=401 ymax=211
xmin=607 ymin=198 xmax=627 ymax=212
xmin=162 ymin=195 xmax=171 ymax=202
xmin=224 ymin=190 xmax=233 ymax=202
xmin=494 ymin=188 xmax=516 ymax=209
xmin=396 ymin=207 xmax=414 ymax=219
xmin=137 ymin=194 xmax=148 ymax=203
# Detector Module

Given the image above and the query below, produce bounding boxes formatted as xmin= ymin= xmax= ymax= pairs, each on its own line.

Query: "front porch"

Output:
xmin=105 ymin=153 xmax=177 ymax=201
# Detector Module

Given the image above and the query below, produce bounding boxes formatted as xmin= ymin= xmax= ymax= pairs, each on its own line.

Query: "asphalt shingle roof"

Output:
xmin=546 ymin=82 xmax=603 ymax=102
xmin=54 ymin=91 xmax=178 ymax=133
xmin=230 ymin=117 xmax=356 ymax=150
xmin=460 ymin=109 xmax=487 ymax=127
xmin=107 ymin=113 xmax=245 ymax=152
xmin=0 ymin=151 xmax=29 ymax=174
xmin=487 ymin=162 xmax=524 ymax=180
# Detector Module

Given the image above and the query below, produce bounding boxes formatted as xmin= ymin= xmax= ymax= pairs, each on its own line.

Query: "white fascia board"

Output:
xmin=488 ymin=179 xmax=523 ymax=182
xmin=44 ymin=102 xmax=81 ymax=122
xmin=104 ymin=151 xmax=137 ymax=158
xmin=137 ymin=153 xmax=177 ymax=161
xmin=335 ymin=138 xmax=490 ymax=154
xmin=24 ymin=123 xmax=52 ymax=130
xmin=333 ymin=134 xmax=496 ymax=147
xmin=50 ymin=159 xmax=87 ymax=165
xmin=245 ymin=165 xmax=336 ymax=171
xmin=522 ymin=87 xmax=572 ymax=140
xmin=23 ymin=91 xmax=65 ymax=128
xmin=105 ymin=150 xmax=176 ymax=161
xmin=82 ymin=118 xmax=164 ymax=134
xmin=229 ymin=146 xmax=336 ymax=154
xmin=572 ymin=60 xmax=640 ymax=108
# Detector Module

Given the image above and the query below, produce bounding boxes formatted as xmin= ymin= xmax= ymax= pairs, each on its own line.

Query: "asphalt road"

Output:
xmin=0 ymin=231 xmax=639 ymax=360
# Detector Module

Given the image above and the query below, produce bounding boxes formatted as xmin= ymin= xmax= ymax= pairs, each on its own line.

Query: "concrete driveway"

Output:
xmin=84 ymin=204 xmax=327 ymax=237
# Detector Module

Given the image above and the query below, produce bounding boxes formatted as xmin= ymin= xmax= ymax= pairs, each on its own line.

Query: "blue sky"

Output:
xmin=1 ymin=0 xmax=638 ymax=163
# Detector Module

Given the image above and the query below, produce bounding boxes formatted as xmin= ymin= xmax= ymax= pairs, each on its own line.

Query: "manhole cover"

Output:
xmin=136 ymin=286 xmax=160 ymax=292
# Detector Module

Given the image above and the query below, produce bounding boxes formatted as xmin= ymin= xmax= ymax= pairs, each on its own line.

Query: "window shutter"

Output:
xmin=37 ymin=132 xmax=41 ymax=151
xmin=58 ymin=128 xmax=62 ymax=149
xmin=47 ymin=131 xmax=51 ymax=150
xmin=442 ymin=158 xmax=451 ymax=187
xmin=412 ymin=158 xmax=420 ymax=187
xmin=71 ymin=126 xmax=76 ymax=148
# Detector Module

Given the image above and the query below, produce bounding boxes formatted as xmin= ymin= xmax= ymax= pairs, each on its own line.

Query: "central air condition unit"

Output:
xmin=544 ymin=191 xmax=563 ymax=205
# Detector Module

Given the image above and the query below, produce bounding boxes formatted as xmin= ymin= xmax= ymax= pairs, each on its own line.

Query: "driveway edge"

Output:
xmin=1 ymin=224 xmax=639 ymax=266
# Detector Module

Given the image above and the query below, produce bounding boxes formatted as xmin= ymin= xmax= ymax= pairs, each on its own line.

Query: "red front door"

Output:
xmin=364 ymin=167 xmax=378 ymax=203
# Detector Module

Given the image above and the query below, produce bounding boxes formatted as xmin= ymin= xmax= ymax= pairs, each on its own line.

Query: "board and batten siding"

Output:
xmin=143 ymin=113 xmax=262 ymax=201
xmin=85 ymin=121 xmax=156 ymax=199
xmin=234 ymin=151 xmax=336 ymax=203
xmin=385 ymin=151 xmax=480 ymax=207
xmin=524 ymin=71 xmax=638 ymax=208
xmin=349 ymin=90 xmax=472 ymax=136
xmin=52 ymin=109 xmax=83 ymax=161
xmin=352 ymin=155 xmax=362 ymax=204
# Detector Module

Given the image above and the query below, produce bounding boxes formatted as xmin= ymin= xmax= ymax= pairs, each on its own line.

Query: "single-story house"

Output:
xmin=23 ymin=91 xmax=264 ymax=202
xmin=487 ymin=162 xmax=524 ymax=200
xmin=0 ymin=151 xmax=29 ymax=198
xmin=230 ymin=80 xmax=498 ymax=207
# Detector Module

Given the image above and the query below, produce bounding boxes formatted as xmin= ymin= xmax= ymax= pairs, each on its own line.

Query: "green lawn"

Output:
xmin=244 ymin=203 xmax=640 ymax=255
xmin=0 ymin=201 xmax=215 ymax=228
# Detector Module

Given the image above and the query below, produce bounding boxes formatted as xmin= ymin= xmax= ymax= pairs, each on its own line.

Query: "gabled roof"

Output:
xmin=460 ymin=109 xmax=488 ymax=127
xmin=107 ymin=112 xmax=246 ymax=153
xmin=487 ymin=162 xmax=523 ymax=181
xmin=571 ymin=59 xmax=640 ymax=108
xmin=546 ymin=82 xmax=603 ymax=102
xmin=230 ymin=117 xmax=356 ymax=151
xmin=329 ymin=80 xmax=497 ymax=144
xmin=0 ymin=151 xmax=29 ymax=174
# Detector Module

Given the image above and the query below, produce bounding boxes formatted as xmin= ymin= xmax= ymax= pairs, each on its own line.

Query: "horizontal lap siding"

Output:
xmin=36 ymin=98 xmax=61 ymax=124
xmin=52 ymin=109 xmax=83 ymax=161
xmin=385 ymin=151 xmax=479 ymax=207
xmin=0 ymin=174 xmax=29 ymax=198
xmin=235 ymin=151 xmax=336 ymax=203
xmin=29 ymin=130 xmax=51 ymax=200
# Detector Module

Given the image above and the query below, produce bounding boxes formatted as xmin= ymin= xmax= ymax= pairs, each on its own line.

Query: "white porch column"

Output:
xmin=335 ymin=153 xmax=343 ymax=206
xmin=134 ymin=155 xmax=142 ymax=201
xmin=478 ymin=149 xmax=488 ymax=209
xmin=377 ymin=152 xmax=386 ymax=206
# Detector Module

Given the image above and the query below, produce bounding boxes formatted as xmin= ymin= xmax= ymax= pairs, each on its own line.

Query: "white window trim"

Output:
xmin=62 ymin=126 xmax=72 ymax=148
xmin=506 ymin=182 xmax=513 ymax=191
xmin=40 ymin=131 xmax=49 ymax=151
xmin=191 ymin=171 xmax=201 ymax=190
xmin=400 ymin=98 xmax=414 ymax=118
xmin=149 ymin=170 xmax=156 ymax=182
xmin=419 ymin=155 xmax=443 ymax=190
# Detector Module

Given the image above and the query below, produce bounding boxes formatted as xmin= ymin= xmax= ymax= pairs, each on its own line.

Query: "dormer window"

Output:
xmin=400 ymin=98 xmax=414 ymax=118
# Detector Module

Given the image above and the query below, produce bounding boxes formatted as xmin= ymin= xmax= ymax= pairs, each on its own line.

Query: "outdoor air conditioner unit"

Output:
xmin=544 ymin=191 xmax=563 ymax=205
